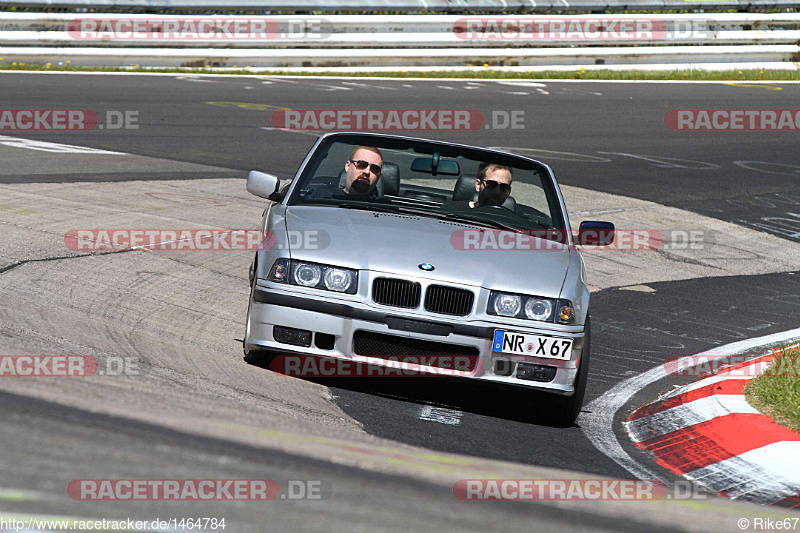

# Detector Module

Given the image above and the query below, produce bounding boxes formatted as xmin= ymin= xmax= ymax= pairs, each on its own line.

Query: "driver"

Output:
xmin=470 ymin=162 xmax=513 ymax=207
xmin=306 ymin=146 xmax=384 ymax=201
xmin=342 ymin=146 xmax=383 ymax=197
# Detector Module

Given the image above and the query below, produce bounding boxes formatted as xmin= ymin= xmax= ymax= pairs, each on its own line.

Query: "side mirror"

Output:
xmin=246 ymin=171 xmax=281 ymax=200
xmin=577 ymin=221 xmax=615 ymax=246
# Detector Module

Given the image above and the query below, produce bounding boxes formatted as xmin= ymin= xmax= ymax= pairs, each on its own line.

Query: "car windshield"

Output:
xmin=287 ymin=133 xmax=565 ymax=232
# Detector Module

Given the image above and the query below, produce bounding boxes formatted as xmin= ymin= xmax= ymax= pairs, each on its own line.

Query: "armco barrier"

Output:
xmin=0 ymin=13 xmax=799 ymax=68
xmin=1 ymin=0 xmax=800 ymax=12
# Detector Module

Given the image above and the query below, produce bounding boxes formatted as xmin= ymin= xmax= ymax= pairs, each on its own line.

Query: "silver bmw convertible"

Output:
xmin=244 ymin=132 xmax=613 ymax=425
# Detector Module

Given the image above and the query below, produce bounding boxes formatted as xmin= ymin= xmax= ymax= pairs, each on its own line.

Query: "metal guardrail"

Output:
xmin=1 ymin=0 xmax=800 ymax=12
xmin=1 ymin=13 xmax=799 ymax=47
xmin=0 ymin=13 xmax=798 ymax=67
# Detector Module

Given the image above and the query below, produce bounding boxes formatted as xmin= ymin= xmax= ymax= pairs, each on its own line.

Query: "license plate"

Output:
xmin=492 ymin=330 xmax=573 ymax=360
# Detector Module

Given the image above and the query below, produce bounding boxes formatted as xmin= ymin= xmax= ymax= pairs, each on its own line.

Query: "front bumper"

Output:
xmin=246 ymin=283 xmax=586 ymax=395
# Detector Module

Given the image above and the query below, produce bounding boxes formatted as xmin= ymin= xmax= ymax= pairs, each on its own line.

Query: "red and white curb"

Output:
xmin=625 ymin=353 xmax=800 ymax=508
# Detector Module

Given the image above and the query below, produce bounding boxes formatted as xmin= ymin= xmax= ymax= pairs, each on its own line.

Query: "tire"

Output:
xmin=550 ymin=317 xmax=591 ymax=427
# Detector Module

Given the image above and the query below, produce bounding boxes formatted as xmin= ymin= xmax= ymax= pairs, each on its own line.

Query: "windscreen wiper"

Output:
xmin=439 ymin=212 xmax=543 ymax=232
xmin=382 ymin=205 xmax=515 ymax=230
xmin=335 ymin=203 xmax=402 ymax=214
xmin=337 ymin=203 xmax=545 ymax=233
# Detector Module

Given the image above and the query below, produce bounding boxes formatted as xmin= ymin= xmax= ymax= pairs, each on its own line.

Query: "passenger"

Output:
xmin=471 ymin=162 xmax=513 ymax=207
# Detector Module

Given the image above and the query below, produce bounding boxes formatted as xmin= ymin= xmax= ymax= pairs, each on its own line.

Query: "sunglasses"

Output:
xmin=480 ymin=179 xmax=511 ymax=193
xmin=349 ymin=159 xmax=382 ymax=175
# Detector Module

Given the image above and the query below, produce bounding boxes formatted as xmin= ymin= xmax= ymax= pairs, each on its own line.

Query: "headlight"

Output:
xmin=492 ymin=294 xmax=522 ymax=317
xmin=324 ymin=268 xmax=354 ymax=292
xmin=489 ymin=291 xmax=574 ymax=324
xmin=294 ymin=263 xmax=322 ymax=287
xmin=524 ymin=298 xmax=552 ymax=321
xmin=268 ymin=259 xmax=357 ymax=294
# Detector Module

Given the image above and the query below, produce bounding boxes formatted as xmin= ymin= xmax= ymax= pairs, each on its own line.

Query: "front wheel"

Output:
xmin=550 ymin=317 xmax=591 ymax=427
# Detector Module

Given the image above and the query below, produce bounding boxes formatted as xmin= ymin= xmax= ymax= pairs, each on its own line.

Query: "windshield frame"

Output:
xmin=283 ymin=132 xmax=569 ymax=232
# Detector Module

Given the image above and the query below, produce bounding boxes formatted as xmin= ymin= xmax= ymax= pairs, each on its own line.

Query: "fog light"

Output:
xmin=516 ymin=363 xmax=557 ymax=382
xmin=273 ymin=326 xmax=311 ymax=347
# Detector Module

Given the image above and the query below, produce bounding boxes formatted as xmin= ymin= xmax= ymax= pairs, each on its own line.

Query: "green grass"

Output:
xmin=745 ymin=346 xmax=800 ymax=434
xmin=1 ymin=62 xmax=799 ymax=80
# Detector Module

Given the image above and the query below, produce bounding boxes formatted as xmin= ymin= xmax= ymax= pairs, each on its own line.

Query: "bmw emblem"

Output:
xmin=418 ymin=263 xmax=435 ymax=271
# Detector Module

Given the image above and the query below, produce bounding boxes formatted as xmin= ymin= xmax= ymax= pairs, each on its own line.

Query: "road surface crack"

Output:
xmin=0 ymin=249 xmax=133 ymax=275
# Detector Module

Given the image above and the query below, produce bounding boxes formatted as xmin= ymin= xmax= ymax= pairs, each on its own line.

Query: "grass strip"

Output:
xmin=745 ymin=346 xmax=800 ymax=434
xmin=0 ymin=62 xmax=799 ymax=80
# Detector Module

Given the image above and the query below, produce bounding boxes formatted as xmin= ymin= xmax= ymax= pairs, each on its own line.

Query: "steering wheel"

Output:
xmin=472 ymin=204 xmax=512 ymax=212
xmin=471 ymin=204 xmax=553 ymax=230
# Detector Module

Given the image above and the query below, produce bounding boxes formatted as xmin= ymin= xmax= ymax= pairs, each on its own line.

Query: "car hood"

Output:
xmin=282 ymin=206 xmax=571 ymax=298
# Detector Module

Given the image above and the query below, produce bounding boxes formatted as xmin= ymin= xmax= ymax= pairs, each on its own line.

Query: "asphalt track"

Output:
xmin=3 ymin=75 xmax=799 ymax=233
xmin=1 ymin=72 xmax=799 ymax=531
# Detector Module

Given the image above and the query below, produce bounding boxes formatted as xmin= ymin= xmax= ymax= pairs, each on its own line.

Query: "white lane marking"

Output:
xmin=175 ymin=75 xmax=217 ymax=83
xmin=686 ymin=441 xmax=800 ymax=504
xmin=0 ymin=487 xmax=42 ymax=501
xmin=312 ymin=84 xmax=352 ymax=92
xmin=0 ymin=135 xmax=123 ymax=154
xmin=503 ymin=91 xmax=529 ymax=96
xmin=497 ymin=81 xmax=548 ymax=88
xmin=572 ymin=206 xmax=659 ymax=216
xmin=578 ymin=328 xmax=800 ymax=483
xmin=259 ymin=126 xmax=320 ymax=138
xmin=625 ymin=395 xmax=760 ymax=443
xmin=492 ymin=147 xmax=611 ymax=163
xmin=418 ymin=405 xmax=462 ymax=426
xmin=734 ymin=161 xmax=800 ymax=175
xmin=597 ymin=152 xmax=720 ymax=170
xmin=437 ymin=85 xmax=455 ymax=90
xmin=341 ymin=81 xmax=397 ymax=91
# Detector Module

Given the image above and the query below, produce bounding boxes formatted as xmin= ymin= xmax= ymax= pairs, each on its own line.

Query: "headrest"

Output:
xmin=453 ymin=174 xmax=478 ymax=201
xmin=380 ymin=162 xmax=400 ymax=196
